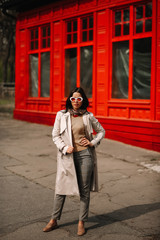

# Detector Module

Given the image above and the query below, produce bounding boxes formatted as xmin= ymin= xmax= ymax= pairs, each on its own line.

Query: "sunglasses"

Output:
xmin=70 ymin=97 xmax=83 ymax=102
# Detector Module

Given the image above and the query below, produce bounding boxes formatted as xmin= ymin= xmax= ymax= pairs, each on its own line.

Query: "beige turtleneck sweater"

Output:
xmin=71 ymin=115 xmax=87 ymax=152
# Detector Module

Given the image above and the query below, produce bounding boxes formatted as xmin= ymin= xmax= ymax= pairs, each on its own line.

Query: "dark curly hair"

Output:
xmin=65 ymin=87 xmax=89 ymax=112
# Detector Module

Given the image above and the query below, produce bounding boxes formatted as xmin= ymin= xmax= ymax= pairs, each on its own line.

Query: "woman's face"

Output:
xmin=71 ymin=92 xmax=83 ymax=111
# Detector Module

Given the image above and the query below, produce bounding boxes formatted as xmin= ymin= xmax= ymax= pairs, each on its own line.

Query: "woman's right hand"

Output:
xmin=66 ymin=146 xmax=74 ymax=154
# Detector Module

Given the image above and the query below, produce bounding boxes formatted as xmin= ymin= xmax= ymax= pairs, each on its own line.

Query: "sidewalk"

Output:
xmin=0 ymin=113 xmax=160 ymax=240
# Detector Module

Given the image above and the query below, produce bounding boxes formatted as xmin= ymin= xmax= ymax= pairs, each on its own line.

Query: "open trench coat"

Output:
xmin=52 ymin=110 xmax=105 ymax=196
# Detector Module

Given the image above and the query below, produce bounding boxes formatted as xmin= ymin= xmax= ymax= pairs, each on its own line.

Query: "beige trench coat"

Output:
xmin=52 ymin=110 xmax=105 ymax=196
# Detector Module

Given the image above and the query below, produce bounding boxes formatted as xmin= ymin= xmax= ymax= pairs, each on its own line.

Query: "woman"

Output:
xmin=43 ymin=87 xmax=105 ymax=236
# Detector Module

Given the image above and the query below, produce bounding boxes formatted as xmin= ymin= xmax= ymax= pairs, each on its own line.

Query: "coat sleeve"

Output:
xmin=89 ymin=113 xmax=105 ymax=147
xmin=52 ymin=111 xmax=68 ymax=155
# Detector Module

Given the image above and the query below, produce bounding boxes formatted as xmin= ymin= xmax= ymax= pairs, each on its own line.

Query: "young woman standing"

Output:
xmin=43 ymin=87 xmax=105 ymax=236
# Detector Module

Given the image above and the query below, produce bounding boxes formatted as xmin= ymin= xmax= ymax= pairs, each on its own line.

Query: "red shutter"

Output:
xmin=96 ymin=10 xmax=108 ymax=116
xmin=156 ymin=0 xmax=160 ymax=120
xmin=53 ymin=21 xmax=62 ymax=112
xmin=15 ymin=23 xmax=27 ymax=109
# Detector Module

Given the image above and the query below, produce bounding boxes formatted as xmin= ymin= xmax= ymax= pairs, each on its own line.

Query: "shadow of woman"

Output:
xmin=60 ymin=202 xmax=160 ymax=231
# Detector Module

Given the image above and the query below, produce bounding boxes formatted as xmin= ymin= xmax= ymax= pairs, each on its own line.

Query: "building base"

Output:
xmin=14 ymin=109 xmax=160 ymax=152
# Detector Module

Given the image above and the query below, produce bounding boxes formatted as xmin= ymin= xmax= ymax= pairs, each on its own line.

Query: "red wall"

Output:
xmin=14 ymin=0 xmax=160 ymax=152
xmin=156 ymin=0 xmax=160 ymax=120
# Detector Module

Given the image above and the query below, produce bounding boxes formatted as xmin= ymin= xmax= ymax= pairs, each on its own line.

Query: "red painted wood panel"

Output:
xmin=96 ymin=10 xmax=107 ymax=116
xmin=15 ymin=26 xmax=27 ymax=110
xmin=130 ymin=109 xmax=151 ymax=120
xmin=63 ymin=1 xmax=77 ymax=14
xmin=27 ymin=12 xmax=38 ymax=23
xmin=39 ymin=9 xmax=52 ymax=20
xmin=53 ymin=21 xmax=62 ymax=112
xmin=107 ymin=130 xmax=154 ymax=150
xmin=79 ymin=0 xmax=96 ymax=11
xmin=14 ymin=109 xmax=55 ymax=125
xmin=103 ymin=123 xmax=159 ymax=138
xmin=156 ymin=0 xmax=160 ymax=120
xmin=109 ymin=107 xmax=128 ymax=118
xmin=98 ymin=0 xmax=110 ymax=5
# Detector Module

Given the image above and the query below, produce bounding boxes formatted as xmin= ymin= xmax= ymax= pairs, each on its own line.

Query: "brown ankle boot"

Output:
xmin=43 ymin=219 xmax=58 ymax=232
xmin=77 ymin=224 xmax=85 ymax=236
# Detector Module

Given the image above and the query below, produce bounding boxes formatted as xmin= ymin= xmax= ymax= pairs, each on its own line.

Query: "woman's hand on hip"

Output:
xmin=80 ymin=137 xmax=93 ymax=147
xmin=66 ymin=146 xmax=74 ymax=154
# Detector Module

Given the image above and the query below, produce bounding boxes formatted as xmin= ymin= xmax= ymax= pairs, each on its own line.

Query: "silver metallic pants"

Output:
xmin=51 ymin=148 xmax=93 ymax=222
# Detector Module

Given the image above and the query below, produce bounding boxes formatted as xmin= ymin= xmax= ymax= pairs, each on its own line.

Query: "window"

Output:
xmin=112 ymin=41 xmax=129 ymax=99
xmin=29 ymin=53 xmax=38 ymax=97
xmin=81 ymin=16 xmax=93 ymax=41
xmin=30 ymin=28 xmax=38 ymax=50
xmin=64 ymin=15 xmax=93 ymax=98
xmin=112 ymin=2 xmax=152 ymax=100
xmin=41 ymin=25 xmax=50 ymax=48
xmin=66 ymin=20 xmax=77 ymax=44
xmin=114 ymin=8 xmax=130 ymax=37
xmin=29 ymin=25 xmax=50 ymax=98
xmin=65 ymin=48 xmax=77 ymax=95
xmin=135 ymin=3 xmax=152 ymax=33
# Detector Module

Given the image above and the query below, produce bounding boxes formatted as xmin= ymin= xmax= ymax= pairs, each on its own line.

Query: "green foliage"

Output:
xmin=0 ymin=98 xmax=14 ymax=105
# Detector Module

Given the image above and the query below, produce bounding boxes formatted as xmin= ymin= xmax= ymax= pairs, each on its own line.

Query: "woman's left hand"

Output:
xmin=80 ymin=137 xmax=93 ymax=147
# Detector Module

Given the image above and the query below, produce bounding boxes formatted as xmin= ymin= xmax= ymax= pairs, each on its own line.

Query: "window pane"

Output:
xmin=124 ymin=9 xmax=129 ymax=21
xmin=145 ymin=3 xmax=152 ymax=17
xmin=35 ymin=40 xmax=38 ymax=49
xmin=65 ymin=48 xmax=77 ymax=97
xmin=112 ymin=41 xmax=129 ymax=99
xmin=80 ymin=46 xmax=93 ymax=98
xmin=136 ymin=21 xmax=143 ymax=33
xmin=35 ymin=29 xmax=38 ymax=38
xmin=89 ymin=30 xmax=93 ymax=41
xmin=47 ymin=26 xmax=50 ymax=36
xmin=136 ymin=6 xmax=143 ymax=19
xmin=67 ymin=22 xmax=71 ymax=32
xmin=31 ymin=41 xmax=34 ymax=50
xmin=43 ymin=27 xmax=46 ymax=37
xmin=145 ymin=19 xmax=152 ymax=32
xmin=34 ymin=41 xmax=38 ymax=49
xmin=42 ymin=39 xmax=46 ymax=48
xmin=82 ymin=31 xmax=87 ymax=41
xmin=89 ymin=16 xmax=93 ymax=28
xmin=73 ymin=20 xmax=77 ymax=31
xmin=29 ymin=54 xmax=38 ymax=97
xmin=115 ymin=11 xmax=121 ymax=23
xmin=115 ymin=25 xmax=121 ymax=36
xmin=82 ymin=18 xmax=87 ymax=29
xmin=48 ymin=38 xmax=50 ymax=47
xmin=67 ymin=34 xmax=72 ymax=44
xmin=41 ymin=52 xmax=50 ymax=97
xmin=123 ymin=23 xmax=129 ymax=35
xmin=31 ymin=30 xmax=34 ymax=40
xmin=133 ymin=38 xmax=151 ymax=99
xmin=73 ymin=33 xmax=77 ymax=43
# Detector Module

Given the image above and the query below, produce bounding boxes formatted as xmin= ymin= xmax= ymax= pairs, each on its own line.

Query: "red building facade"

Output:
xmin=14 ymin=0 xmax=160 ymax=151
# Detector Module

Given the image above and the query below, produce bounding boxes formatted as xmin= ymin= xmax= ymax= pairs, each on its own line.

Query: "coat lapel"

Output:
xmin=60 ymin=115 xmax=67 ymax=134
xmin=83 ymin=112 xmax=93 ymax=140
xmin=62 ymin=112 xmax=73 ymax=146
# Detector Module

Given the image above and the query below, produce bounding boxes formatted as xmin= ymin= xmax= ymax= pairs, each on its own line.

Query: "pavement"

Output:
xmin=0 ymin=112 xmax=160 ymax=240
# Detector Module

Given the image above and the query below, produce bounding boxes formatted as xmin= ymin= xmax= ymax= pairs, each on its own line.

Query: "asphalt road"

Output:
xmin=0 ymin=113 xmax=160 ymax=240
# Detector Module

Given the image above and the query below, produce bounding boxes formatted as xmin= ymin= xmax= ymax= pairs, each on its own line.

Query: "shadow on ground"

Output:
xmin=60 ymin=202 xmax=160 ymax=231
